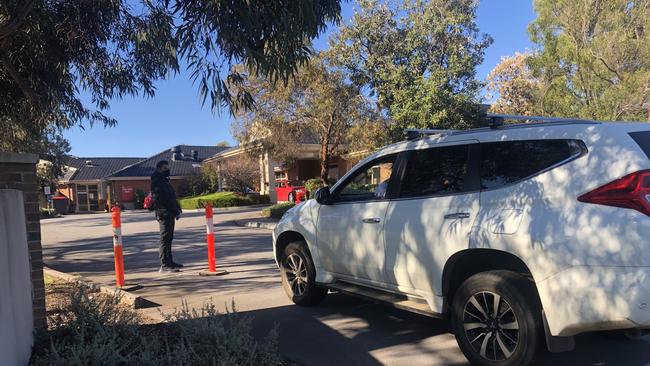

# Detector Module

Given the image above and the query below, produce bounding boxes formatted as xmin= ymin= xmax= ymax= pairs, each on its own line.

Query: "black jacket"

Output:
xmin=151 ymin=170 xmax=181 ymax=216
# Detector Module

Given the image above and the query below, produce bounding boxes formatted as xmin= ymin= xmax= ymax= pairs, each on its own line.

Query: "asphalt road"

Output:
xmin=41 ymin=208 xmax=650 ymax=366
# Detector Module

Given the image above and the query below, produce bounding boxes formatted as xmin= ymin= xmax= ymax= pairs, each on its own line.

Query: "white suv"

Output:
xmin=272 ymin=115 xmax=650 ymax=366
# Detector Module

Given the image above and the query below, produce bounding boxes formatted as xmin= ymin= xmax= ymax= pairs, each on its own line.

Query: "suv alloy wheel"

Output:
xmin=280 ymin=241 xmax=328 ymax=306
xmin=451 ymin=271 xmax=543 ymax=366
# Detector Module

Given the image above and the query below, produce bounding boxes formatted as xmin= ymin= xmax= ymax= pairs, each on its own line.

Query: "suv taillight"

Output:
xmin=577 ymin=170 xmax=650 ymax=216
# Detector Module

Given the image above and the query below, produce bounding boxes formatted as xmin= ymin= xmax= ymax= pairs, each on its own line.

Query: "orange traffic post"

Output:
xmin=111 ymin=206 xmax=125 ymax=287
xmin=199 ymin=203 xmax=227 ymax=276
xmin=111 ymin=207 xmax=140 ymax=290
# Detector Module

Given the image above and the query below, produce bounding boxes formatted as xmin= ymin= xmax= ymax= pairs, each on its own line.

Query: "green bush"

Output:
xmin=305 ymin=177 xmax=337 ymax=197
xmin=31 ymin=285 xmax=281 ymax=366
xmin=261 ymin=202 xmax=295 ymax=219
xmin=179 ymin=192 xmax=271 ymax=209
xmin=249 ymin=194 xmax=271 ymax=205
xmin=40 ymin=208 xmax=57 ymax=218
xmin=134 ymin=189 xmax=146 ymax=209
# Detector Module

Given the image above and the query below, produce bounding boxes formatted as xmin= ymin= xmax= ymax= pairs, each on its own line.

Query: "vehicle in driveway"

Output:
xmin=275 ymin=179 xmax=307 ymax=203
xmin=272 ymin=114 xmax=650 ymax=366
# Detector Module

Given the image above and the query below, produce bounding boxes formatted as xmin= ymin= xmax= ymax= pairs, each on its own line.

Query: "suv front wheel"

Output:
xmin=451 ymin=270 xmax=543 ymax=366
xmin=280 ymin=241 xmax=327 ymax=306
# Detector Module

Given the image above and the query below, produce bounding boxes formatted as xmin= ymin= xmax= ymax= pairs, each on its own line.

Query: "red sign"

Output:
xmin=120 ymin=186 xmax=134 ymax=201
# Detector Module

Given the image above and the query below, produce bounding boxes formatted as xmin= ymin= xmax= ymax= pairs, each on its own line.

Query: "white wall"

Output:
xmin=0 ymin=190 xmax=34 ymax=366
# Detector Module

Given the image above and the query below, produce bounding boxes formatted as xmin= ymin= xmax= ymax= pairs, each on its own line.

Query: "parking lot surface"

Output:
xmin=41 ymin=208 xmax=650 ymax=365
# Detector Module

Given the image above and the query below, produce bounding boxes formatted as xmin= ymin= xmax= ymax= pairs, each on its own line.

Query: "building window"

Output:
xmin=275 ymin=171 xmax=288 ymax=182
xmin=328 ymin=165 xmax=339 ymax=180
xmin=76 ymin=184 xmax=99 ymax=211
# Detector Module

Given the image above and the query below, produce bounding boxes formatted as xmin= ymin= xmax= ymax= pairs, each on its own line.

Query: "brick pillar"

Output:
xmin=0 ymin=152 xmax=46 ymax=329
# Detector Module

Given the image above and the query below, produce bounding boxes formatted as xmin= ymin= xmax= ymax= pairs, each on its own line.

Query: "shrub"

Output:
xmin=179 ymin=192 xmax=271 ymax=209
xmin=31 ymin=285 xmax=281 ymax=366
xmin=185 ymin=173 xmax=210 ymax=197
xmin=40 ymin=208 xmax=57 ymax=218
xmin=219 ymin=156 xmax=260 ymax=194
xmin=249 ymin=194 xmax=271 ymax=205
xmin=304 ymin=177 xmax=337 ymax=197
xmin=134 ymin=189 xmax=147 ymax=209
xmin=261 ymin=202 xmax=295 ymax=219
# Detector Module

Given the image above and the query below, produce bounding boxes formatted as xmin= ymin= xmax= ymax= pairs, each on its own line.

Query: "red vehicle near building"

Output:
xmin=275 ymin=179 xmax=307 ymax=203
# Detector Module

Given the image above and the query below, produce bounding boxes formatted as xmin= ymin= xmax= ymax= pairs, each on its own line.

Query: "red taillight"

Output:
xmin=577 ymin=170 xmax=650 ymax=216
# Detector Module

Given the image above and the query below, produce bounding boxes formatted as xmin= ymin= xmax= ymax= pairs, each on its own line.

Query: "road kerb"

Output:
xmin=234 ymin=220 xmax=277 ymax=230
xmin=44 ymin=266 xmax=149 ymax=309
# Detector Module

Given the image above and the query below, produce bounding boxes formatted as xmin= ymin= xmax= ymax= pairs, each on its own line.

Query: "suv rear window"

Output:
xmin=630 ymin=131 xmax=650 ymax=159
xmin=481 ymin=140 xmax=585 ymax=190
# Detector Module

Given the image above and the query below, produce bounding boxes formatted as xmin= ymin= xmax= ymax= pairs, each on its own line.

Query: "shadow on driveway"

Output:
xmin=244 ymin=292 xmax=650 ymax=366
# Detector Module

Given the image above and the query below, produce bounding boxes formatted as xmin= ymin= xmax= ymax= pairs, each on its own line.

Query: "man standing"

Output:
xmin=151 ymin=160 xmax=183 ymax=273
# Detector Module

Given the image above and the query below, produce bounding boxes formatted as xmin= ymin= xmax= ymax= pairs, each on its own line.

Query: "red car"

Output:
xmin=275 ymin=180 xmax=307 ymax=203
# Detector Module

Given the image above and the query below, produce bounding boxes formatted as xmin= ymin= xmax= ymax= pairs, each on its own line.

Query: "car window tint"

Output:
xmin=480 ymin=140 xmax=581 ymax=189
xmin=338 ymin=155 xmax=396 ymax=202
xmin=630 ymin=131 xmax=650 ymax=159
xmin=400 ymin=145 xmax=470 ymax=198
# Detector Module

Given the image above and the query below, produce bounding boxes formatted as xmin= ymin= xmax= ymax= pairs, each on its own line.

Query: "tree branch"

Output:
xmin=0 ymin=0 xmax=35 ymax=42
xmin=591 ymin=51 xmax=624 ymax=83
xmin=1 ymin=54 xmax=38 ymax=104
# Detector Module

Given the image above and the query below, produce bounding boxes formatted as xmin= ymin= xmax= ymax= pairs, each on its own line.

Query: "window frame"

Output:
xmin=393 ymin=142 xmax=481 ymax=201
xmin=330 ymin=153 xmax=403 ymax=204
xmin=478 ymin=139 xmax=588 ymax=192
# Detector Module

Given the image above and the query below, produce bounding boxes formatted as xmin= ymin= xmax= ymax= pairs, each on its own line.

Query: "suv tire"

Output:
xmin=280 ymin=241 xmax=327 ymax=306
xmin=451 ymin=270 xmax=543 ymax=366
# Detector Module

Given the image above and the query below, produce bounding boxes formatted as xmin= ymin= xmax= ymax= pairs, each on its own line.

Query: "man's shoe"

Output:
xmin=170 ymin=262 xmax=184 ymax=268
xmin=159 ymin=265 xmax=180 ymax=274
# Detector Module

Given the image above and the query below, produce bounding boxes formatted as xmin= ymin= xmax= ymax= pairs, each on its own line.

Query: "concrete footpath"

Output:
xmin=41 ymin=207 xmax=650 ymax=366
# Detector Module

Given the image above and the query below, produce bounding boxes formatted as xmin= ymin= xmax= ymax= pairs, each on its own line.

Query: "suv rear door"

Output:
xmin=383 ymin=141 xmax=480 ymax=310
xmin=477 ymin=139 xmax=587 ymax=239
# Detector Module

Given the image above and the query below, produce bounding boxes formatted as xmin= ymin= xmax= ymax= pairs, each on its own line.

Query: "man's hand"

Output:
xmin=176 ymin=212 xmax=181 ymax=221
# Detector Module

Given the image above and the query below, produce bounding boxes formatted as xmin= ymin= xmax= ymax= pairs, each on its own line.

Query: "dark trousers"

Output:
xmin=157 ymin=212 xmax=175 ymax=266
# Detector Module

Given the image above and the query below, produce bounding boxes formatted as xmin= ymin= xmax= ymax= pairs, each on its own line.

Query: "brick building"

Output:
xmin=56 ymin=157 xmax=144 ymax=212
xmin=203 ymin=143 xmax=364 ymax=203
xmin=56 ymin=145 xmax=228 ymax=211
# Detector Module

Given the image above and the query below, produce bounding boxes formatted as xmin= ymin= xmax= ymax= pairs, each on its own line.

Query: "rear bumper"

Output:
xmin=537 ymin=266 xmax=650 ymax=336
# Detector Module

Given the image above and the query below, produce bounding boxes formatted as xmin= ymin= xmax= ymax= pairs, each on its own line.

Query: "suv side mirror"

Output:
xmin=314 ymin=187 xmax=332 ymax=205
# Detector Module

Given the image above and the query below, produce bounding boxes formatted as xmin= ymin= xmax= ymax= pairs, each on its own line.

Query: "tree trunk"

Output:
xmin=319 ymin=115 xmax=335 ymax=182
xmin=320 ymin=142 xmax=329 ymax=181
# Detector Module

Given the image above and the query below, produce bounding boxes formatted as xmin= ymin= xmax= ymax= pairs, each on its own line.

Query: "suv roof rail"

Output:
xmin=485 ymin=114 xmax=575 ymax=128
xmin=404 ymin=128 xmax=456 ymax=141
xmin=404 ymin=114 xmax=595 ymax=141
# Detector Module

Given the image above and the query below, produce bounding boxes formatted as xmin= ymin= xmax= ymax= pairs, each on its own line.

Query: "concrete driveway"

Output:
xmin=41 ymin=208 xmax=650 ymax=366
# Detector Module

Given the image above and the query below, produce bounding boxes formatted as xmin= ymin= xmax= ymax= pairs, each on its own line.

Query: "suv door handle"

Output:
xmin=362 ymin=217 xmax=381 ymax=224
xmin=444 ymin=212 xmax=471 ymax=220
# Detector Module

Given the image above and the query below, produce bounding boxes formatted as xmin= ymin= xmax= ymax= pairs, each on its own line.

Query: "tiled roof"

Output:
xmin=66 ymin=157 xmax=144 ymax=181
xmin=207 ymin=145 xmax=241 ymax=158
xmin=109 ymin=145 xmax=229 ymax=178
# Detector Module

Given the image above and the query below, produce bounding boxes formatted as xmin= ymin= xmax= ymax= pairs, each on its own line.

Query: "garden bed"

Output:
xmin=33 ymin=275 xmax=287 ymax=365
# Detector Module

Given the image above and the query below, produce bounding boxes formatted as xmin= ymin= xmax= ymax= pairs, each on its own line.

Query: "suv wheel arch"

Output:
xmin=275 ymin=231 xmax=307 ymax=263
xmin=442 ymin=249 xmax=539 ymax=314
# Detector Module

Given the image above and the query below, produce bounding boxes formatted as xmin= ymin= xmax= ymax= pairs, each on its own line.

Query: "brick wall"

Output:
xmin=111 ymin=180 xmax=150 ymax=203
xmin=0 ymin=152 xmax=46 ymax=329
xmin=111 ymin=178 xmax=188 ymax=203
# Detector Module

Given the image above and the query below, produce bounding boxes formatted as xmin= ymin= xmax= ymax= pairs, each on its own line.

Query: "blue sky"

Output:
xmin=65 ymin=1 xmax=535 ymax=157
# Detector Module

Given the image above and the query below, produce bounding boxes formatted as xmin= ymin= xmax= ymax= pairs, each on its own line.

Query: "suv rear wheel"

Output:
xmin=451 ymin=270 xmax=542 ymax=366
xmin=280 ymin=241 xmax=327 ymax=306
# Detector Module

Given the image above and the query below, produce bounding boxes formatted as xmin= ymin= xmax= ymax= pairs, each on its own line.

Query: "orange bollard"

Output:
xmin=111 ymin=206 xmax=125 ymax=287
xmin=199 ymin=203 xmax=227 ymax=276
xmin=206 ymin=204 xmax=216 ymax=272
